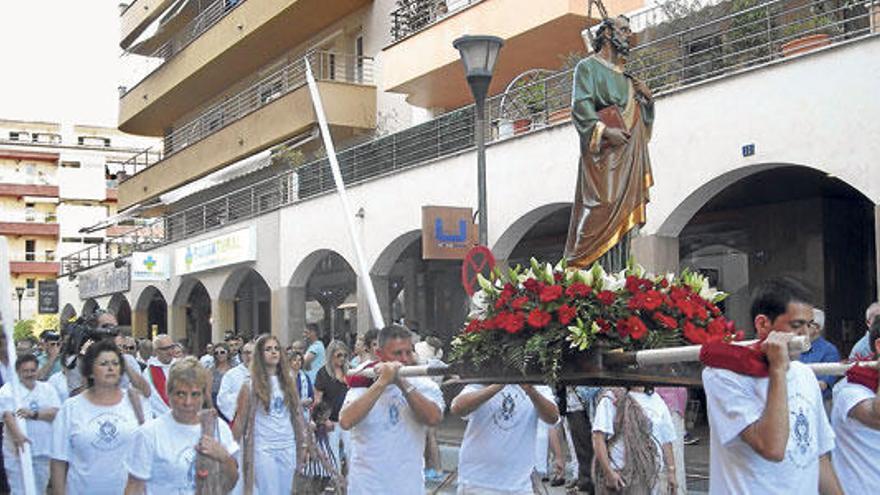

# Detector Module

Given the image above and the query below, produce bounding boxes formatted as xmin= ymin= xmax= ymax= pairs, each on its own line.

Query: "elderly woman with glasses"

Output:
xmin=50 ymin=340 xmax=146 ymax=495
xmin=0 ymin=354 xmax=61 ymax=494
xmin=211 ymin=343 xmax=233 ymax=412
xmin=233 ymin=335 xmax=304 ymax=493
xmin=314 ymin=340 xmax=351 ymax=471
xmin=125 ymin=357 xmax=239 ymax=494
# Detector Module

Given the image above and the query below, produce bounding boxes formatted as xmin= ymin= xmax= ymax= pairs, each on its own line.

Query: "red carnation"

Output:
xmin=465 ymin=319 xmax=484 ymax=334
xmin=597 ymin=290 xmax=616 ymax=306
xmin=553 ymin=272 xmax=564 ymax=282
xmin=557 ymin=304 xmax=577 ymax=325
xmin=501 ymin=312 xmax=526 ymax=334
xmin=523 ymin=278 xmax=543 ymax=294
xmin=595 ymin=318 xmax=611 ymax=334
xmin=500 ymin=284 xmax=516 ymax=299
xmin=653 ymin=312 xmax=679 ymax=330
xmin=616 ymin=319 xmax=631 ymax=339
xmin=565 ymin=282 xmax=592 ymax=298
xmin=627 ymin=316 xmax=648 ymax=340
xmin=540 ymin=285 xmax=564 ymax=303
xmin=511 ymin=296 xmax=529 ymax=310
xmin=682 ymin=321 xmax=706 ymax=344
xmin=527 ymin=308 xmax=552 ymax=328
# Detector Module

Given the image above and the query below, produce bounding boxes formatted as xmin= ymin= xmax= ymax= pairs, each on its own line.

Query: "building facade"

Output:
xmin=0 ymin=119 xmax=158 ymax=321
xmin=60 ymin=0 xmax=880 ymax=355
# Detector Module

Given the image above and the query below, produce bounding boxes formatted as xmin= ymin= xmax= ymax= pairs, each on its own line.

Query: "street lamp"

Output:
xmin=15 ymin=287 xmax=24 ymax=321
xmin=453 ymin=35 xmax=503 ymax=247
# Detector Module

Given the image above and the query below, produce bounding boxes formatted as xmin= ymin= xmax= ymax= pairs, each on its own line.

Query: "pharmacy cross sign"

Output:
xmin=143 ymin=255 xmax=157 ymax=271
xmin=461 ymin=246 xmax=496 ymax=296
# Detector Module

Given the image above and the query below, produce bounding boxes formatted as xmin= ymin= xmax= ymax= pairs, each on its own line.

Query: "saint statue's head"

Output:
xmin=592 ymin=15 xmax=636 ymax=56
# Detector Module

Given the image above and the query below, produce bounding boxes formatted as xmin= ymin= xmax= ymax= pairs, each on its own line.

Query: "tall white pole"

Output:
xmin=0 ymin=237 xmax=36 ymax=495
xmin=303 ymin=58 xmax=385 ymax=329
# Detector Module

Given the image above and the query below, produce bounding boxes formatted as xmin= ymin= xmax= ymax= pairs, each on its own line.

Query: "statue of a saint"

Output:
xmin=564 ymin=15 xmax=654 ymax=268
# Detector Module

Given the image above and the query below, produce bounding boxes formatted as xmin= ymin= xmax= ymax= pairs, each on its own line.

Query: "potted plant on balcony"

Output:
xmin=779 ymin=1 xmax=837 ymax=57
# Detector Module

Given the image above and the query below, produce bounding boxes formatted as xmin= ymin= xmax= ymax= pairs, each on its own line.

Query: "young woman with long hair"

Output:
xmin=232 ymin=335 xmax=304 ymax=494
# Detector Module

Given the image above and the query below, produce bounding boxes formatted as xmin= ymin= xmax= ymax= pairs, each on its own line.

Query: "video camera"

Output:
xmin=62 ymin=310 xmax=119 ymax=367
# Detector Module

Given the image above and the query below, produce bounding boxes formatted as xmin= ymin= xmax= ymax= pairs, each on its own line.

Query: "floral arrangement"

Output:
xmin=451 ymin=259 xmax=741 ymax=383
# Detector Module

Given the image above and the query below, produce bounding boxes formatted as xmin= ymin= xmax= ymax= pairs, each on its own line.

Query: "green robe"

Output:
xmin=564 ymin=55 xmax=655 ymax=267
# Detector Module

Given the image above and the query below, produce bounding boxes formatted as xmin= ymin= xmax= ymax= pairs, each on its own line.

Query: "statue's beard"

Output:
xmin=610 ymin=33 xmax=631 ymax=56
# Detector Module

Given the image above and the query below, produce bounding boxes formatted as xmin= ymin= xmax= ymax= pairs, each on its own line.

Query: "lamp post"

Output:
xmin=453 ymin=35 xmax=503 ymax=247
xmin=15 ymin=287 xmax=24 ymax=321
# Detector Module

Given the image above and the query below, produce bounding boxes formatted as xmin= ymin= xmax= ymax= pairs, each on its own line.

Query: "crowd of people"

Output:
xmin=0 ymin=278 xmax=875 ymax=494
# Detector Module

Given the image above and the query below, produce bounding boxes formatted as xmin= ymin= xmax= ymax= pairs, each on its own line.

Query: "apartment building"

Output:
xmin=59 ymin=0 xmax=880 ymax=354
xmin=0 ymin=119 xmax=158 ymax=321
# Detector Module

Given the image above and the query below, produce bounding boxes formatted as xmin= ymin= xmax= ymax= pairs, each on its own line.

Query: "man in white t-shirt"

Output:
xmin=703 ymin=278 xmax=843 ymax=495
xmin=216 ymin=342 xmax=254 ymax=422
xmin=451 ymin=383 xmax=558 ymax=494
xmin=340 ymin=324 xmax=444 ymax=495
xmin=142 ymin=334 xmax=176 ymax=418
xmin=830 ymin=323 xmax=880 ymax=493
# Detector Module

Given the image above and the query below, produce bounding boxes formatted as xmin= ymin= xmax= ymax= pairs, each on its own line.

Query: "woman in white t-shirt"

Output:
xmin=0 ymin=353 xmax=61 ymax=494
xmin=233 ymin=334 xmax=304 ymax=494
xmin=50 ymin=339 xmax=147 ymax=495
xmin=125 ymin=356 xmax=239 ymax=494
xmin=592 ymin=387 xmax=677 ymax=495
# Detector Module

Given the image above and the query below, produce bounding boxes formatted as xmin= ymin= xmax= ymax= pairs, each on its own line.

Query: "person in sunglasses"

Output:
xmin=142 ymin=334 xmax=178 ymax=419
xmin=210 ymin=343 xmax=233 ymax=414
xmin=35 ymin=330 xmax=63 ymax=380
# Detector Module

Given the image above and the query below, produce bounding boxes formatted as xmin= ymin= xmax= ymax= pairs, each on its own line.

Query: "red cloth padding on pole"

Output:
xmin=699 ymin=341 xmax=769 ymax=377
xmin=346 ymin=360 xmax=379 ymax=388
xmin=846 ymin=364 xmax=879 ymax=392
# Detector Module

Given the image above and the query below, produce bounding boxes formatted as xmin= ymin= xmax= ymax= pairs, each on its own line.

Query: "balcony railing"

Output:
xmin=108 ymin=147 xmax=164 ymax=179
xmin=390 ymin=0 xmax=482 ymax=43
xmin=60 ymin=221 xmax=166 ymax=276
xmin=120 ymin=0 xmax=247 ymax=96
xmin=62 ymin=0 xmax=877 ymax=275
xmin=135 ymin=52 xmax=374 ymax=173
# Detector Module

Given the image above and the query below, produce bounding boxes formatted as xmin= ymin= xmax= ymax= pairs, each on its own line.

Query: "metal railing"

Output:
xmin=628 ymin=0 xmax=877 ymax=94
xmin=390 ymin=0 xmax=483 ymax=42
xmin=60 ymin=220 xmax=166 ymax=275
xmin=2 ymin=212 xmax=59 ymax=224
xmin=62 ymin=0 xmax=878 ymax=275
xmin=120 ymin=0 xmax=247 ymax=96
xmin=13 ymin=254 xmax=57 ymax=263
xmin=109 ymin=147 xmax=164 ymax=179
xmin=161 ymin=52 xmax=375 ymax=159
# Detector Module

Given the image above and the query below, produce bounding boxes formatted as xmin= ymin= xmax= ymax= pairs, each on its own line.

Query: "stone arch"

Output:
xmin=218 ymin=267 xmax=272 ymax=338
xmin=134 ymin=286 xmax=168 ymax=337
xmin=107 ymin=293 xmax=132 ymax=327
xmin=60 ymin=304 xmax=77 ymax=324
xmin=657 ymin=163 xmax=876 ymax=238
xmin=371 ymin=230 xmax=421 ymax=277
xmin=289 ymin=249 xmax=356 ymax=288
xmin=82 ymin=298 xmax=99 ymax=315
xmin=492 ymin=202 xmax=571 ymax=262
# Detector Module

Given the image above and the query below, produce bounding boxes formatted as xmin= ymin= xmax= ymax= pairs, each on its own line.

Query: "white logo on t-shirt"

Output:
xmin=90 ymin=414 xmax=124 ymax=449
xmin=491 ymin=391 xmax=519 ymax=431
xmin=787 ymin=391 xmax=814 ymax=468
xmin=270 ymin=396 xmax=286 ymax=416
xmin=179 ymin=447 xmax=198 ymax=489
xmin=28 ymin=400 xmax=39 ymax=413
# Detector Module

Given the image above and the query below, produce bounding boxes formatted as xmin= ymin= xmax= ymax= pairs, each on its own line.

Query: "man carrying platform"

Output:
xmin=830 ymin=316 xmax=880 ymax=492
xmin=450 ymin=383 xmax=559 ymax=494
xmin=702 ymin=278 xmax=843 ymax=494
xmin=339 ymin=324 xmax=444 ymax=495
